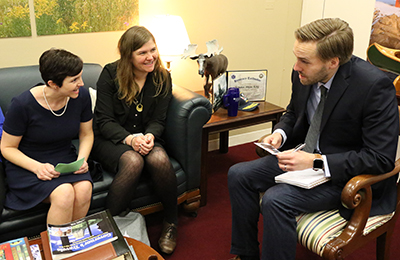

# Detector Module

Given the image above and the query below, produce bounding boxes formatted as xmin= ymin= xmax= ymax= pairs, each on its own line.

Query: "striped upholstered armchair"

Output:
xmin=256 ymin=137 xmax=400 ymax=260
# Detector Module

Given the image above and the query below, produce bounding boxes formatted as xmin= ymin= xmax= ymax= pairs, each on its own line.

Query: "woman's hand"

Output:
xmin=140 ymin=134 xmax=155 ymax=155
xmin=35 ymin=163 xmax=60 ymax=181
xmin=74 ymin=160 xmax=89 ymax=174
xmin=132 ymin=134 xmax=154 ymax=155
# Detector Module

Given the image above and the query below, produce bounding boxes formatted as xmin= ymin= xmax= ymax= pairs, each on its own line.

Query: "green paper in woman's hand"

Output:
xmin=55 ymin=158 xmax=85 ymax=174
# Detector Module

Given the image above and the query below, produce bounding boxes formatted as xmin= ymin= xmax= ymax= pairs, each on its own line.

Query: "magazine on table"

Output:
xmin=0 ymin=237 xmax=33 ymax=260
xmin=47 ymin=210 xmax=120 ymax=260
xmin=275 ymin=168 xmax=330 ymax=189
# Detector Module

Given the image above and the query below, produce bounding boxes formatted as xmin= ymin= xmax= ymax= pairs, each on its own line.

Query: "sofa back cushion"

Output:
xmin=0 ymin=63 xmax=102 ymax=113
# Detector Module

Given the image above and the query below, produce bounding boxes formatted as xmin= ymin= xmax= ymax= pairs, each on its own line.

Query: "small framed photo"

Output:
xmin=227 ymin=70 xmax=267 ymax=101
xmin=212 ymin=72 xmax=227 ymax=112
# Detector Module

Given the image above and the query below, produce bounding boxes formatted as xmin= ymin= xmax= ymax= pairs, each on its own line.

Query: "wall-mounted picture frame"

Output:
xmin=0 ymin=0 xmax=139 ymax=38
xmin=34 ymin=0 xmax=139 ymax=36
xmin=227 ymin=70 xmax=267 ymax=101
xmin=0 ymin=0 xmax=31 ymax=38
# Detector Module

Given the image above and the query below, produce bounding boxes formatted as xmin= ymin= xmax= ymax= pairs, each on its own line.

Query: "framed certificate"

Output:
xmin=227 ymin=70 xmax=267 ymax=101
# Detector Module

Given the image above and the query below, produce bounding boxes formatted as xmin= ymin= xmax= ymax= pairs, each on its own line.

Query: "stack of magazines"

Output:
xmin=41 ymin=210 xmax=137 ymax=260
xmin=0 ymin=237 xmax=34 ymax=260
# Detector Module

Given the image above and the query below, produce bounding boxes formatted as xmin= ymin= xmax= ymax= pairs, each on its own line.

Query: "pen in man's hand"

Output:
xmin=292 ymin=143 xmax=306 ymax=153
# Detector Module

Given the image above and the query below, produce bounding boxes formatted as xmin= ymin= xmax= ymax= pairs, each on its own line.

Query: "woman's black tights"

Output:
xmin=106 ymin=146 xmax=178 ymax=224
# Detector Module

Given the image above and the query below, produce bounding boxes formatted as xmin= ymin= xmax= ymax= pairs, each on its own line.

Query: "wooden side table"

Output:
xmin=200 ymin=99 xmax=285 ymax=206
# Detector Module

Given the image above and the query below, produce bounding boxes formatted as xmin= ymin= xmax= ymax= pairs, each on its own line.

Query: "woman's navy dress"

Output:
xmin=3 ymin=87 xmax=93 ymax=210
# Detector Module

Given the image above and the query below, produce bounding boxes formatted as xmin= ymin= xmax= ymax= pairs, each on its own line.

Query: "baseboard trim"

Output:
xmin=208 ymin=128 xmax=272 ymax=151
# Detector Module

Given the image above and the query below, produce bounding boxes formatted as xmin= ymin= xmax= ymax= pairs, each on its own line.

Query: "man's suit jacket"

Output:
xmin=275 ymin=56 xmax=399 ymax=218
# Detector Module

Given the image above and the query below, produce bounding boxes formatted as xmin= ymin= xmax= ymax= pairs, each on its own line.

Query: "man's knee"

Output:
xmin=260 ymin=186 xmax=288 ymax=213
xmin=227 ymin=163 xmax=245 ymax=188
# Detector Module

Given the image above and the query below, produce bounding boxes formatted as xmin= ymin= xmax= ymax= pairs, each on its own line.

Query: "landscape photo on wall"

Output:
xmin=370 ymin=0 xmax=400 ymax=49
xmin=34 ymin=0 xmax=139 ymax=36
xmin=0 ymin=0 xmax=139 ymax=38
xmin=0 ymin=0 xmax=32 ymax=38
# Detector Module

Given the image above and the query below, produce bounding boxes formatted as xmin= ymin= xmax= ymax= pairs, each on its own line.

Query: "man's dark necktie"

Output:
xmin=304 ymin=86 xmax=327 ymax=153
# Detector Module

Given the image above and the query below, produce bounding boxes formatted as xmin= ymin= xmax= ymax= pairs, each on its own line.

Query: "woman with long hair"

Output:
xmin=91 ymin=26 xmax=178 ymax=254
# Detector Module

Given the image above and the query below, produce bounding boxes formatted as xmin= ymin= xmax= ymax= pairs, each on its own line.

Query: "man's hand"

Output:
xmin=262 ymin=132 xmax=283 ymax=148
xmin=276 ymin=151 xmax=314 ymax=172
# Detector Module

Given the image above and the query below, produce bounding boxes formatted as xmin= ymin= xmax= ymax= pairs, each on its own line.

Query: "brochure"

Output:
xmin=47 ymin=211 xmax=118 ymax=260
xmin=254 ymin=142 xmax=280 ymax=155
xmin=0 ymin=237 xmax=33 ymax=260
xmin=55 ymin=157 xmax=85 ymax=174
xmin=29 ymin=244 xmax=41 ymax=260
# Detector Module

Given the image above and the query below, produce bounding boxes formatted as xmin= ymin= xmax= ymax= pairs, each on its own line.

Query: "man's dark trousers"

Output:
xmin=228 ymin=155 xmax=343 ymax=260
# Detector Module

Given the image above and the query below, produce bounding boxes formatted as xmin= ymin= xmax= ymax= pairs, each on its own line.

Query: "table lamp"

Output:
xmin=145 ymin=15 xmax=190 ymax=71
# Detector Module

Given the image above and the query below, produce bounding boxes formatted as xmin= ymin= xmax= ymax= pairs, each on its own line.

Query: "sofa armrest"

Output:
xmin=163 ymin=85 xmax=212 ymax=190
xmin=0 ymin=163 xmax=5 ymax=220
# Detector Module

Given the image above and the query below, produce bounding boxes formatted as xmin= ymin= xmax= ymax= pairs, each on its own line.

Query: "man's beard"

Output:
xmin=299 ymin=66 xmax=329 ymax=86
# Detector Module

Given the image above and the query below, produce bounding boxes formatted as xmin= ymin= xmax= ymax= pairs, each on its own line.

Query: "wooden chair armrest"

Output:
xmin=323 ymin=159 xmax=400 ymax=259
xmin=341 ymin=159 xmax=400 ymax=210
xmin=394 ymin=75 xmax=400 ymax=92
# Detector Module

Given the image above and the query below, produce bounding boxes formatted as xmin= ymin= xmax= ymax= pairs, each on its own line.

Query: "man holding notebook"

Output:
xmin=228 ymin=18 xmax=399 ymax=260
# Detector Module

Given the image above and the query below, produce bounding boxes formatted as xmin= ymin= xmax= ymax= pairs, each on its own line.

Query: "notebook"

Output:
xmin=275 ymin=168 xmax=330 ymax=189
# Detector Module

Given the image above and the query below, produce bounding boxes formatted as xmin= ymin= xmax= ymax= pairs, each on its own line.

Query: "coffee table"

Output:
xmin=124 ymin=237 xmax=164 ymax=260
xmin=28 ymin=236 xmax=164 ymax=260
xmin=200 ymin=99 xmax=285 ymax=206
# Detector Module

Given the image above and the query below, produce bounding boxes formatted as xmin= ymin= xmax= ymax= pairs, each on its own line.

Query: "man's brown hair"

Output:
xmin=295 ymin=18 xmax=354 ymax=65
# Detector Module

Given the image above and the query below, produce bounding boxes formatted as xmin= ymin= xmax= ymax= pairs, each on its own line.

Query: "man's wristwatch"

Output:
xmin=313 ymin=154 xmax=324 ymax=171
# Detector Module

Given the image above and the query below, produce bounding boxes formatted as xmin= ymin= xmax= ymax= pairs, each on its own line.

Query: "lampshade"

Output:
xmin=146 ymin=15 xmax=190 ymax=62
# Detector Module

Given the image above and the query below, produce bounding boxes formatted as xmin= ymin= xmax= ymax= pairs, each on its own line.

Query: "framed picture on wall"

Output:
xmin=227 ymin=70 xmax=267 ymax=101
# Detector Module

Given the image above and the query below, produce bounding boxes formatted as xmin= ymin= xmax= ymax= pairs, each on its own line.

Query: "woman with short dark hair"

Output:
xmin=1 ymin=48 xmax=93 ymax=225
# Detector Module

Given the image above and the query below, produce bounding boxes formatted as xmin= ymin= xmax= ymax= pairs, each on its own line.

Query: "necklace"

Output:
xmin=42 ymin=86 xmax=70 ymax=117
xmin=133 ymin=90 xmax=144 ymax=112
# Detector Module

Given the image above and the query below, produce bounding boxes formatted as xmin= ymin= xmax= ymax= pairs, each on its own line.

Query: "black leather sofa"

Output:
xmin=0 ymin=63 xmax=212 ymax=242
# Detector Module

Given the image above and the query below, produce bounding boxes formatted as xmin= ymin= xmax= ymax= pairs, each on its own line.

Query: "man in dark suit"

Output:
xmin=228 ymin=18 xmax=399 ymax=260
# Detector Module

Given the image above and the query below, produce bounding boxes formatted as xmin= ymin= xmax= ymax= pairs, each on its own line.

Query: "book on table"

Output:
xmin=275 ymin=168 xmax=331 ymax=189
xmin=41 ymin=210 xmax=136 ymax=260
xmin=0 ymin=237 xmax=34 ymax=260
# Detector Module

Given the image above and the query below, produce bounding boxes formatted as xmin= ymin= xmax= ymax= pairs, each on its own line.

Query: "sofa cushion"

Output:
xmin=296 ymin=209 xmax=395 ymax=256
xmin=0 ymin=63 xmax=102 ymax=113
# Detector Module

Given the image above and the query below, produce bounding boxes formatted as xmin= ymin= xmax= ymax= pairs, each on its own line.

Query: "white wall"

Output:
xmin=301 ymin=0 xmax=376 ymax=59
